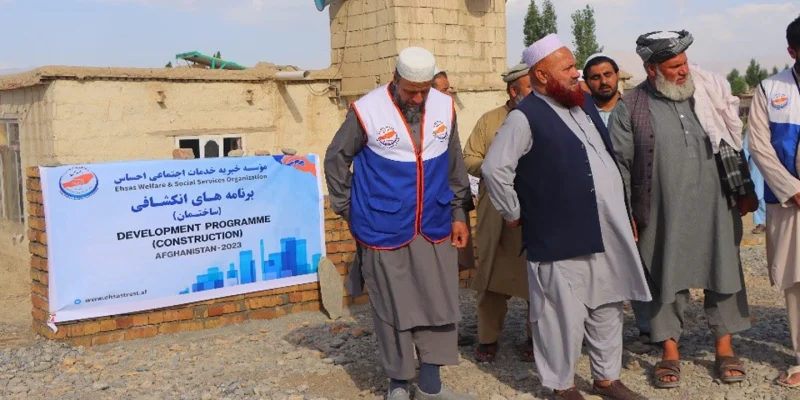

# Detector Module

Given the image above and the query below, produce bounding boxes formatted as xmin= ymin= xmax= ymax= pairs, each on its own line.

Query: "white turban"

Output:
xmin=396 ymin=47 xmax=436 ymax=83
xmin=522 ymin=33 xmax=566 ymax=68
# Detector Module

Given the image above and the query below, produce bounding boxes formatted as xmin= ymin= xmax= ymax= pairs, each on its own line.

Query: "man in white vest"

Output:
xmin=324 ymin=46 xmax=474 ymax=400
xmin=748 ymin=14 xmax=800 ymax=388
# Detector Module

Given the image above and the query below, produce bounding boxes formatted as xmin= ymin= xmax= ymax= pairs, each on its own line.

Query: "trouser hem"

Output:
xmin=541 ymin=377 xmax=575 ymax=391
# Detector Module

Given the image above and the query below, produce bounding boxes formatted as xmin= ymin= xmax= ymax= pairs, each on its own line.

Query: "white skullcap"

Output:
xmin=396 ymin=47 xmax=436 ymax=83
xmin=583 ymin=52 xmax=614 ymax=69
xmin=522 ymin=33 xmax=566 ymax=68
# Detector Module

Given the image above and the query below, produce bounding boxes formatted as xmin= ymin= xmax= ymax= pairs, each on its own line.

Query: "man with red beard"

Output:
xmin=482 ymin=34 xmax=650 ymax=400
xmin=608 ymin=30 xmax=755 ymax=389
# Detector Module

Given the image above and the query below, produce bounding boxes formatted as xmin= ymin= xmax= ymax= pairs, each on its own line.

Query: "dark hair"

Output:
xmin=788 ymin=14 xmax=800 ymax=50
xmin=582 ymin=56 xmax=619 ymax=80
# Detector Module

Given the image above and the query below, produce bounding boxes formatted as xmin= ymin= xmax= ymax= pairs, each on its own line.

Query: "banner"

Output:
xmin=40 ymin=154 xmax=326 ymax=327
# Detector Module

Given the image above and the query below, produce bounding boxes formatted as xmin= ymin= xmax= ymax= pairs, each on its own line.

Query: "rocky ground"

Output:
xmin=0 ymin=239 xmax=797 ymax=399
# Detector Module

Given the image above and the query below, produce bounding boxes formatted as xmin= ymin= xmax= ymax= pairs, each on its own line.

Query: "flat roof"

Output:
xmin=0 ymin=63 xmax=341 ymax=91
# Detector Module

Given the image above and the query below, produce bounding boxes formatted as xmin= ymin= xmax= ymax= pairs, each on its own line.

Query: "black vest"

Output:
xmin=513 ymin=92 xmax=622 ymax=262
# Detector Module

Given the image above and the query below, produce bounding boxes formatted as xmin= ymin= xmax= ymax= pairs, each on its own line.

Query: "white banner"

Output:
xmin=40 ymin=154 xmax=326 ymax=327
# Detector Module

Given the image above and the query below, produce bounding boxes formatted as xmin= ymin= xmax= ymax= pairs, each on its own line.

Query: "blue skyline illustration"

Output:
xmin=179 ymin=237 xmax=321 ymax=295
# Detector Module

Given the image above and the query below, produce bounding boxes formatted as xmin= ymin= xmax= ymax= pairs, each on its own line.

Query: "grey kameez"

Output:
xmin=324 ymin=107 xmax=471 ymax=379
xmin=481 ymin=93 xmax=651 ymax=390
xmin=608 ymin=85 xmax=750 ymax=342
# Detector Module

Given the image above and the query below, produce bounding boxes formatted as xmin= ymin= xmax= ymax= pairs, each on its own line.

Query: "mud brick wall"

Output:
xmin=27 ymin=167 xmax=478 ymax=346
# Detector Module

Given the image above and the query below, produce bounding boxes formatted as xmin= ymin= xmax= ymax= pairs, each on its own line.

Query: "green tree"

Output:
xmin=540 ymin=0 xmax=558 ymax=39
xmin=744 ymin=59 xmax=769 ymax=88
xmin=726 ymin=68 xmax=748 ymax=95
xmin=523 ymin=1 xmax=542 ymax=47
xmin=571 ymin=5 xmax=603 ymax=69
xmin=772 ymin=65 xmax=780 ymax=75
xmin=523 ymin=0 xmax=558 ymax=47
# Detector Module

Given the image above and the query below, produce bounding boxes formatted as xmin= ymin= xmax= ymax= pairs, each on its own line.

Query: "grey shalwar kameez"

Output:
xmin=324 ymin=107 xmax=471 ymax=380
xmin=481 ymin=92 xmax=651 ymax=390
xmin=608 ymin=85 xmax=751 ymax=343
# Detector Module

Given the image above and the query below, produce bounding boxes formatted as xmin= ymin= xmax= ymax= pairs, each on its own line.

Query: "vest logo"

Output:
xmin=58 ymin=166 xmax=99 ymax=200
xmin=376 ymin=126 xmax=400 ymax=148
xmin=771 ymin=93 xmax=789 ymax=110
xmin=432 ymin=121 xmax=448 ymax=142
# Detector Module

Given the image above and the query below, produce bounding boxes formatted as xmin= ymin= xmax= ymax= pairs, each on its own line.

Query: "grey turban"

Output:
xmin=635 ymin=30 xmax=694 ymax=64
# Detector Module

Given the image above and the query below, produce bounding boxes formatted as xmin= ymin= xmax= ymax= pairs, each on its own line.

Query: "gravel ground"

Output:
xmin=0 ymin=244 xmax=797 ymax=400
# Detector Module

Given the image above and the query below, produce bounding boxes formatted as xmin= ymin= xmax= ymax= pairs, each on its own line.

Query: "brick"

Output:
xmin=28 ymin=204 xmax=44 ymax=218
xmin=163 ymin=309 xmax=193 ymax=322
xmin=208 ymin=305 xmax=224 ymax=317
xmin=132 ymin=314 xmax=150 ymax=326
xmin=27 ymin=166 xmax=40 ymax=178
xmin=148 ymin=311 xmax=164 ymax=324
xmin=31 ymin=307 xmax=47 ymax=322
xmin=124 ymin=326 xmax=158 ymax=341
xmin=26 ymin=190 xmax=43 ymax=205
xmin=296 ymin=282 xmax=320 ymax=291
xmin=99 ymin=319 xmax=117 ymax=332
xmin=219 ymin=313 xmax=247 ymax=326
xmin=28 ymin=216 xmax=46 ymax=232
xmin=301 ymin=291 xmax=320 ymax=302
xmin=245 ymin=295 xmax=286 ymax=310
xmin=116 ymin=316 xmax=134 ymax=329
xmin=158 ymin=321 xmax=204 ymax=334
xmin=68 ymin=336 xmax=93 ymax=347
xmin=91 ymin=331 xmax=125 ymax=346
xmin=203 ymin=317 xmax=224 ymax=329
xmin=27 ymin=178 xmax=41 ymax=191
xmin=29 ymin=242 xmax=48 ymax=258
xmin=289 ymin=292 xmax=303 ymax=303
xmin=31 ymin=281 xmax=48 ymax=297
xmin=248 ymin=308 xmax=279 ymax=320
xmin=31 ymin=295 xmax=48 ymax=312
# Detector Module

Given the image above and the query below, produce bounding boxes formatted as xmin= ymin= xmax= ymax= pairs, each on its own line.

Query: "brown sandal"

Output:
xmin=474 ymin=342 xmax=498 ymax=362
xmin=653 ymin=359 xmax=681 ymax=388
xmin=521 ymin=337 xmax=535 ymax=362
xmin=716 ymin=355 xmax=746 ymax=383
xmin=553 ymin=387 xmax=585 ymax=400
xmin=593 ymin=380 xmax=646 ymax=400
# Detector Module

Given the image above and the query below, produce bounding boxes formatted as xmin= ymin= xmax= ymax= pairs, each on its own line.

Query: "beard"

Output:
xmin=655 ymin=69 xmax=695 ymax=102
xmin=546 ymin=79 xmax=585 ymax=108
xmin=591 ymin=85 xmax=617 ymax=102
xmin=513 ymin=93 xmax=526 ymax=105
xmin=391 ymin=87 xmax=424 ymax=124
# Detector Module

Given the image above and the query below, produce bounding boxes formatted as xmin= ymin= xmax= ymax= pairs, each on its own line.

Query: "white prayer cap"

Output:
xmin=522 ymin=33 xmax=567 ymax=68
xmin=396 ymin=47 xmax=436 ymax=83
xmin=583 ymin=52 xmax=613 ymax=70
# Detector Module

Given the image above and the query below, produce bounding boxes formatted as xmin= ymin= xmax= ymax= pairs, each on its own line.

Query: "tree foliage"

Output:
xmin=570 ymin=5 xmax=603 ymax=69
xmin=523 ymin=0 xmax=558 ymax=47
xmin=744 ymin=59 xmax=769 ymax=88
xmin=726 ymin=68 xmax=748 ymax=96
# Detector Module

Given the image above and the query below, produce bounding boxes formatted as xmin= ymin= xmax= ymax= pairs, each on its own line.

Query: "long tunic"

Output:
xmin=608 ymin=85 xmax=744 ymax=304
xmin=463 ymin=102 xmax=528 ymax=299
xmin=748 ymin=84 xmax=800 ymax=290
xmin=482 ymin=92 xmax=651 ymax=321
xmin=324 ymin=108 xmax=471 ymax=331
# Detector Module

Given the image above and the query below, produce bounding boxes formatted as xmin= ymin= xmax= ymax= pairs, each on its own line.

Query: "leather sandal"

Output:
xmin=474 ymin=342 xmax=498 ymax=362
xmin=715 ymin=355 xmax=746 ymax=383
xmin=521 ymin=337 xmax=534 ymax=362
xmin=592 ymin=380 xmax=647 ymax=400
xmin=653 ymin=359 xmax=681 ymax=388
xmin=777 ymin=365 xmax=800 ymax=388
xmin=552 ymin=387 xmax=585 ymax=400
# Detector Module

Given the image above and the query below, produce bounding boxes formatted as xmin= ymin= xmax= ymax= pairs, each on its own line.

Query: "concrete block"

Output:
xmin=433 ymin=8 xmax=459 ymax=25
xmin=445 ymin=25 xmax=466 ymax=41
xmin=414 ymin=8 xmax=435 ymax=24
xmin=362 ymin=11 xmax=378 ymax=29
xmin=342 ymin=46 xmax=363 ymax=63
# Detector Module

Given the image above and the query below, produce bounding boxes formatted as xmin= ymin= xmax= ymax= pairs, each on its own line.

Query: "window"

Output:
xmin=176 ymin=135 xmax=244 ymax=159
xmin=0 ymin=120 xmax=23 ymax=224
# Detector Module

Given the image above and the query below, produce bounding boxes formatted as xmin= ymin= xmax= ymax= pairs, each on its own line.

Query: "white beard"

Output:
xmin=655 ymin=69 xmax=695 ymax=101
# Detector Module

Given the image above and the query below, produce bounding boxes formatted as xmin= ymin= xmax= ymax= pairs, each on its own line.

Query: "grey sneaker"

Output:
xmin=386 ymin=387 xmax=411 ymax=400
xmin=413 ymin=385 xmax=475 ymax=400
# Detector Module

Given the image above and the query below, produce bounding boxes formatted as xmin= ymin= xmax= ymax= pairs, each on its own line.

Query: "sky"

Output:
xmin=0 ymin=0 xmax=797 ymax=80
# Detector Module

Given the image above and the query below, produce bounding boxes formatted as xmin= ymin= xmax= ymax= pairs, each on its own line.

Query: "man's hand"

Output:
xmin=737 ymin=193 xmax=759 ymax=216
xmin=505 ymin=219 xmax=521 ymax=228
xmin=451 ymin=221 xmax=469 ymax=248
xmin=793 ymin=192 xmax=800 ymax=208
xmin=632 ymin=219 xmax=638 ymax=242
